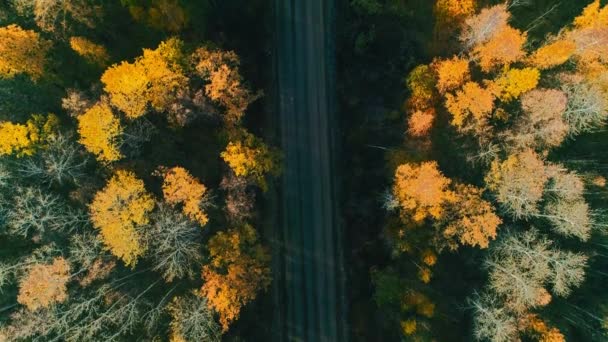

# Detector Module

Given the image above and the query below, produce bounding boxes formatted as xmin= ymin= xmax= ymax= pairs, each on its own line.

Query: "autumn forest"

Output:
xmin=0 ymin=0 xmax=608 ymax=341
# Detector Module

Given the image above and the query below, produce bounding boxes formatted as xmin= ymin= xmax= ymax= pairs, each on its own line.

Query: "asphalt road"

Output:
xmin=273 ymin=0 xmax=346 ymax=341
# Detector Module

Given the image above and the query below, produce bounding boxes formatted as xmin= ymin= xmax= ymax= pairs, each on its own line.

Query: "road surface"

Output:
xmin=272 ymin=0 xmax=347 ymax=341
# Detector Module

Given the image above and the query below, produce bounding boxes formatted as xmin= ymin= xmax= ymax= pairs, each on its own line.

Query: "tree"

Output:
xmin=89 ymin=170 xmax=155 ymax=267
xmin=0 ymin=24 xmax=50 ymax=80
xmin=485 ymin=150 xmax=549 ymax=219
xmin=470 ymin=292 xmax=519 ymax=342
xmin=167 ymin=292 xmax=221 ymax=342
xmin=445 ymin=81 xmax=494 ymax=131
xmin=69 ymin=37 xmax=110 ymax=66
xmin=433 ymin=56 xmax=471 ymax=94
xmin=407 ymin=108 xmax=435 ymax=137
xmin=392 ymin=161 xmax=456 ymax=222
xmin=489 ymin=67 xmax=540 ymax=102
xmin=12 ymin=0 xmax=101 ymax=35
xmin=472 ymin=25 xmax=527 ymax=72
xmin=125 ymin=0 xmax=189 ymax=32
xmin=486 ymin=229 xmax=587 ymax=313
xmin=1 ymin=186 xmax=88 ymax=238
xmin=0 ymin=113 xmax=59 ymax=157
xmin=529 ymin=39 xmax=576 ymax=70
xmin=441 ymin=184 xmax=502 ymax=250
xmin=201 ymin=224 xmax=271 ymax=331
xmin=433 ymin=0 xmax=476 ymax=47
xmin=192 ymin=47 xmax=261 ymax=124
xmin=460 ymin=4 xmax=510 ymax=49
xmin=561 ymin=80 xmax=608 ymax=136
xmin=101 ymin=38 xmax=188 ymax=119
xmin=16 ymin=133 xmax=87 ymax=186
xmin=220 ymin=170 xmax=255 ymax=223
xmin=17 ymin=257 xmax=71 ymax=311
xmin=158 ymin=166 xmax=210 ymax=226
xmin=146 ymin=204 xmax=202 ymax=282
xmin=221 ymin=132 xmax=280 ymax=190
xmin=508 ymin=88 xmax=569 ymax=150
xmin=77 ymin=102 xmax=123 ymax=162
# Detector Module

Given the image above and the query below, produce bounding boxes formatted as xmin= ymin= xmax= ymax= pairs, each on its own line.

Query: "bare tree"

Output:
xmin=168 ymin=292 xmax=221 ymax=342
xmin=16 ymin=134 xmax=87 ymax=186
xmin=562 ymin=80 xmax=608 ymax=136
xmin=145 ymin=204 xmax=202 ymax=282
xmin=1 ymin=186 xmax=88 ymax=238
xmin=469 ymin=292 xmax=519 ymax=342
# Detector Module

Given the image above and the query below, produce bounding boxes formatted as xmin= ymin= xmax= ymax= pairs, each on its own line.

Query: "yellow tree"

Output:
xmin=393 ymin=161 xmax=456 ymax=222
xmin=159 ymin=166 xmax=209 ymax=226
xmin=101 ymin=38 xmax=188 ymax=119
xmin=193 ymin=47 xmax=261 ymax=124
xmin=69 ymin=36 xmax=110 ymax=66
xmin=77 ymin=102 xmax=123 ymax=162
xmin=89 ymin=170 xmax=155 ymax=267
xmin=17 ymin=257 xmax=71 ymax=311
xmin=221 ymin=132 xmax=280 ymax=189
xmin=0 ymin=114 xmax=58 ymax=157
xmin=0 ymin=25 xmax=51 ymax=80
xmin=488 ymin=67 xmax=540 ymax=102
xmin=201 ymin=224 xmax=271 ymax=331
xmin=433 ymin=0 xmax=476 ymax=48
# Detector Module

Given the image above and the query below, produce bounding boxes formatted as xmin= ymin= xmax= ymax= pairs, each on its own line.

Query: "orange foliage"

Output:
xmin=77 ymin=102 xmax=123 ymax=162
xmin=573 ymin=0 xmax=608 ymax=29
xmin=101 ymin=38 xmax=187 ymax=119
xmin=523 ymin=314 xmax=566 ymax=342
xmin=0 ymin=24 xmax=50 ymax=80
xmin=17 ymin=258 xmax=70 ymax=311
xmin=201 ymin=225 xmax=271 ymax=331
xmin=89 ymin=170 xmax=155 ymax=267
xmin=407 ymin=108 xmax=435 ymax=137
xmin=160 ymin=166 xmax=209 ymax=226
xmin=434 ymin=57 xmax=471 ymax=93
xmin=406 ymin=64 xmax=436 ymax=109
xmin=443 ymin=184 xmax=501 ymax=249
xmin=473 ymin=26 xmax=527 ymax=72
xmin=529 ymin=39 xmax=576 ymax=70
xmin=193 ymin=47 xmax=260 ymax=124
xmin=434 ymin=0 xmax=476 ymax=45
xmin=445 ymin=82 xmax=494 ymax=129
xmin=393 ymin=161 xmax=456 ymax=222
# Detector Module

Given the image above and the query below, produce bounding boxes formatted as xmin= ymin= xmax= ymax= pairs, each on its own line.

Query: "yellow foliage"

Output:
xmin=77 ymin=102 xmax=123 ymax=162
xmin=160 ymin=166 xmax=209 ymax=226
xmin=17 ymin=258 xmax=70 ymax=311
xmin=433 ymin=0 xmax=476 ymax=45
xmin=473 ymin=26 xmax=527 ymax=72
xmin=434 ymin=57 xmax=471 ymax=93
xmin=101 ymin=38 xmax=187 ymax=119
xmin=69 ymin=36 xmax=110 ymax=66
xmin=393 ymin=161 xmax=456 ymax=222
xmin=0 ymin=24 xmax=50 ymax=80
xmin=0 ymin=114 xmax=59 ymax=157
xmin=418 ymin=267 xmax=432 ymax=284
xmin=489 ymin=67 xmax=540 ymax=102
xmin=445 ymin=82 xmax=494 ymax=128
xmin=524 ymin=314 xmax=566 ymax=342
xmin=128 ymin=0 xmax=188 ymax=32
xmin=221 ymin=133 xmax=279 ymax=189
xmin=201 ymin=225 xmax=271 ymax=331
xmin=529 ymin=40 xmax=576 ymax=70
xmin=401 ymin=319 xmax=417 ymax=335
xmin=573 ymin=0 xmax=608 ymax=29
xmin=193 ymin=47 xmax=260 ymax=124
xmin=89 ymin=170 xmax=155 ymax=267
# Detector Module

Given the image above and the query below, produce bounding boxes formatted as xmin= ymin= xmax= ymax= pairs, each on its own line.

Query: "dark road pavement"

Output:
xmin=272 ymin=0 xmax=347 ymax=341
